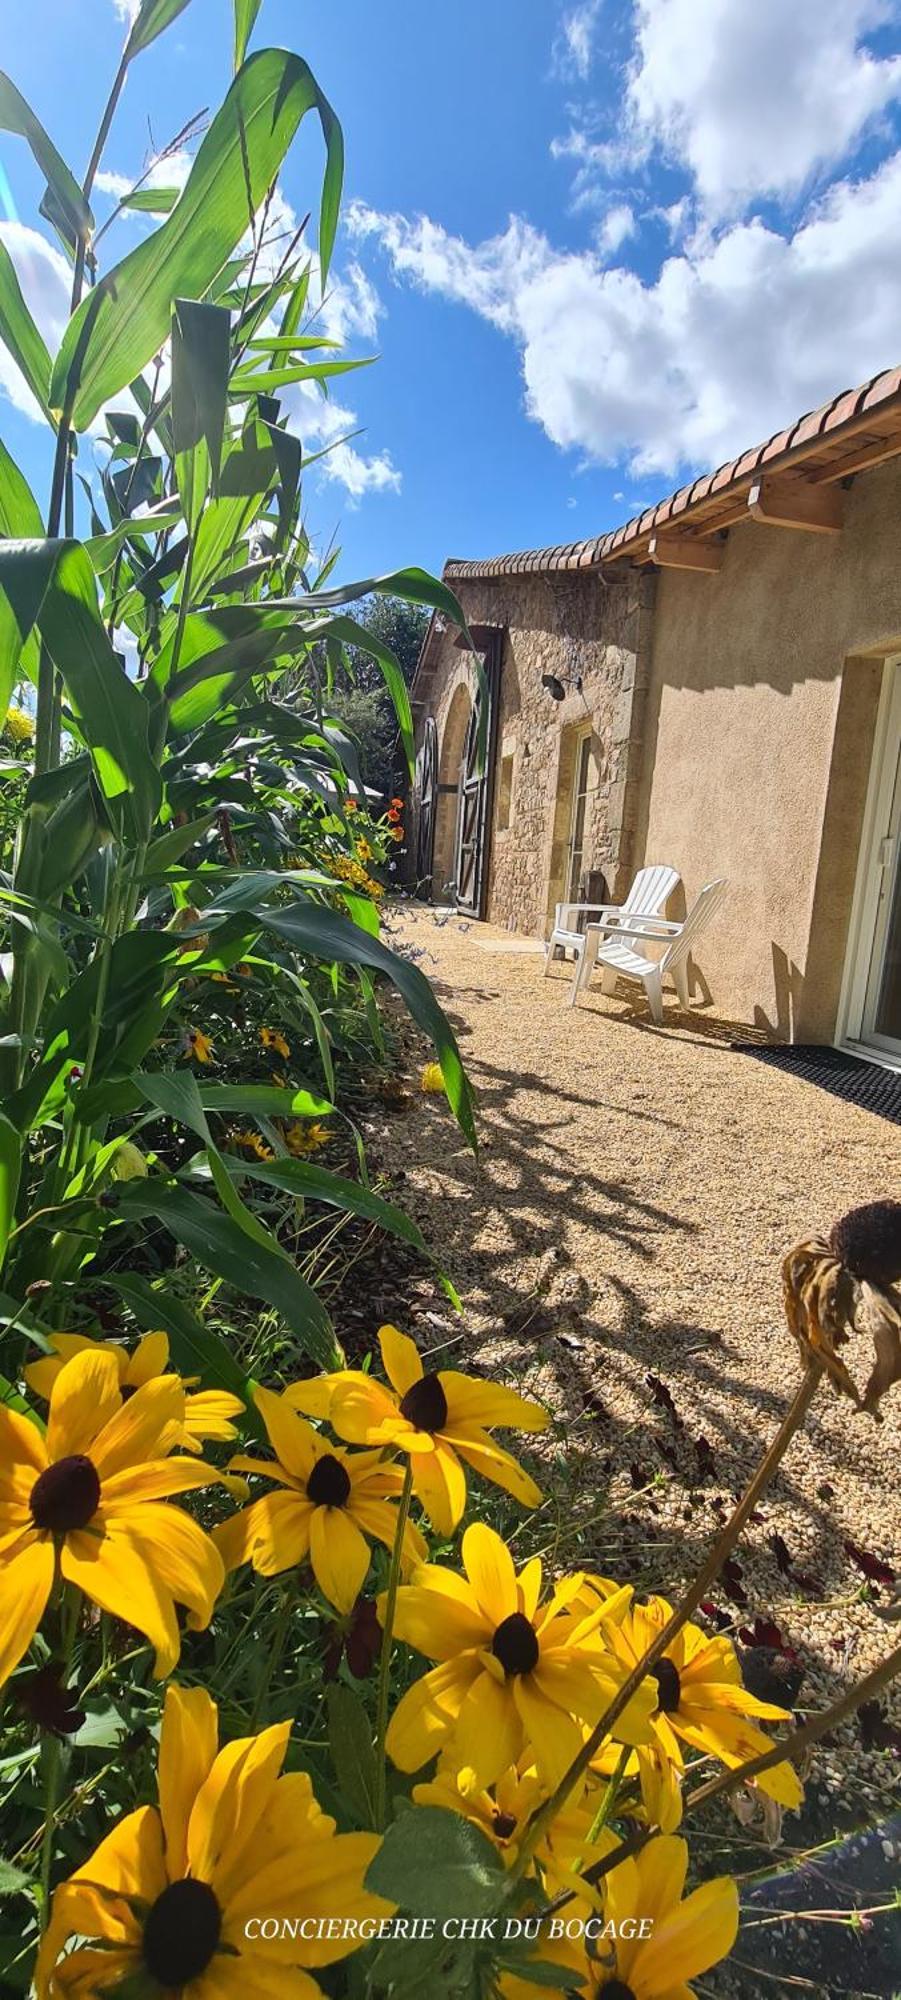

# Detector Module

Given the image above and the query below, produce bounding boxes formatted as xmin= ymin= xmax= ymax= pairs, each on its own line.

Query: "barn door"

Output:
xmin=415 ymin=716 xmax=438 ymax=892
xmin=454 ymin=634 xmax=501 ymax=918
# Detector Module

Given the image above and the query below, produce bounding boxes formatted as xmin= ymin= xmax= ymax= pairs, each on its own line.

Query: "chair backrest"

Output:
xmin=621 ymin=863 xmax=681 ymax=939
xmin=662 ymin=879 xmax=728 ymax=971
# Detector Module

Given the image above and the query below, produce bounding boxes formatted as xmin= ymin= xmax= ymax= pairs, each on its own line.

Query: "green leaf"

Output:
xmin=171 ymin=298 xmax=231 ymax=529
xmin=120 ymin=185 xmax=181 ymax=214
xmin=223 ymin=1153 xmax=432 ymax=1260
xmin=0 ymin=1858 xmax=32 ymax=1899
xmin=51 ymin=50 xmax=343 ymax=428
xmin=0 ymin=72 xmax=93 ymax=246
xmin=364 ymin=1807 xmax=505 ymax=1917
xmin=142 ymin=812 xmax=216 ymax=875
xmin=0 ymin=237 xmax=53 ymax=422
xmin=327 ymin=1685 xmax=378 ymax=1827
xmin=0 ymin=438 xmax=43 ymax=538
xmin=196 ymin=1083 xmax=335 ymax=1118
xmin=106 ymin=1271 xmax=266 ymax=1440
xmin=0 ymin=541 xmax=162 ymax=841
xmin=111 ymin=1179 xmax=342 ymax=1371
xmin=233 ymin=0 xmax=263 ymax=68
xmin=123 ymin=0 xmax=193 ymax=59
xmin=0 ymin=1114 xmax=22 ymax=1268
xmin=248 ymin=899 xmax=476 ymax=1150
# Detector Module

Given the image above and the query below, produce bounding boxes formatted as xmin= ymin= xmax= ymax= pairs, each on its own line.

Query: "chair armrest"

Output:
xmin=554 ymin=902 xmax=612 ymax=929
xmin=587 ymin=917 xmax=683 ymax=944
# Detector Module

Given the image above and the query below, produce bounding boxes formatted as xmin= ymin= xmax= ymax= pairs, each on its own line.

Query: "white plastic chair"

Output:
xmin=572 ymin=879 xmax=728 ymax=1020
xmin=545 ymin=864 xmax=681 ymax=978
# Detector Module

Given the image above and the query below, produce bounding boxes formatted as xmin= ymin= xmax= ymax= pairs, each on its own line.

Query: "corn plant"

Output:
xmin=0 ymin=0 xmax=475 ymax=1400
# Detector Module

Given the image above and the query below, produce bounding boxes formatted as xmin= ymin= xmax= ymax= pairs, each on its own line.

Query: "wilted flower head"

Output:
xmin=420 ymin=1062 xmax=445 ymax=1095
xmin=782 ymin=1201 xmax=901 ymax=1416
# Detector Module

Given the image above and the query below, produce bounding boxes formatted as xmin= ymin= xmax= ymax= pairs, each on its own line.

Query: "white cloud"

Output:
xmin=561 ymin=0 xmax=901 ymax=221
xmin=348 ymin=147 xmax=901 ymax=479
xmin=0 ymin=222 xmax=71 ymax=420
xmin=594 ymin=202 xmax=636 ymax=254
xmin=111 ymin=0 xmax=140 ymax=21
xmin=94 ymin=148 xmax=194 ymax=207
xmin=556 ymin=0 xmax=603 ymax=78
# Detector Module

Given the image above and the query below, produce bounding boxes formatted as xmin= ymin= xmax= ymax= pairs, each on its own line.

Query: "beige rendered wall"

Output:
xmin=634 ymin=455 xmax=901 ymax=1037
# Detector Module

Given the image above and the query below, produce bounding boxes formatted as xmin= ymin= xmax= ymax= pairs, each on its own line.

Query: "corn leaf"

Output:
xmin=0 ymin=73 xmax=92 ymax=246
xmin=0 ymin=438 xmax=42 ymax=538
xmin=51 ymin=50 xmax=343 ymax=428
xmin=121 ymin=186 xmax=181 ymax=215
xmin=106 ymin=1270 xmax=266 ymax=1441
xmin=172 ymin=298 xmax=231 ymax=528
xmin=0 ymin=239 xmax=54 ymax=422
xmin=233 ymin=0 xmax=263 ymax=68
xmin=123 ymin=0 xmax=194 ymax=59
xmin=0 ymin=1115 xmax=22 ymax=1269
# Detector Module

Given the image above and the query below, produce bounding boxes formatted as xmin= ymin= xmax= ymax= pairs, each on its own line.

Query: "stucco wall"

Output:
xmin=414 ymin=569 xmax=656 ymax=932
xmin=633 ymin=455 xmax=901 ymax=1036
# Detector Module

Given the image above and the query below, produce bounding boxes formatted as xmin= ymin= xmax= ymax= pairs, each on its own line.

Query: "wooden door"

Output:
xmin=454 ymin=635 xmax=501 ymax=918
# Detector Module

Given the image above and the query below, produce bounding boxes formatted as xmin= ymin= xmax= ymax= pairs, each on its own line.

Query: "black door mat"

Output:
xmin=731 ymin=1042 xmax=901 ymax=1126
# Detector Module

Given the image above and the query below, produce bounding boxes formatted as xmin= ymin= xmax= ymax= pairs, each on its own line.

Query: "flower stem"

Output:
xmin=509 ymin=1361 xmax=825 ymax=1888
xmin=374 ymin=1457 xmax=414 ymax=1830
xmin=250 ymin=1584 xmax=293 ymax=1728
xmin=38 ymin=1585 xmax=82 ymax=1930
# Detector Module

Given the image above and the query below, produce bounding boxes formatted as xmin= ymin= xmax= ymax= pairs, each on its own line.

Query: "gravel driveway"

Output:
xmin=374 ymin=902 xmax=901 ymax=1991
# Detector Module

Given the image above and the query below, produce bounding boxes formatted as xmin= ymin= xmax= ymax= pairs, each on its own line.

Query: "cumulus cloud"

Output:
xmin=347 ymin=147 xmax=901 ymax=478
xmin=594 ymin=202 xmax=636 ymax=255
xmin=556 ymin=0 xmax=901 ymax=220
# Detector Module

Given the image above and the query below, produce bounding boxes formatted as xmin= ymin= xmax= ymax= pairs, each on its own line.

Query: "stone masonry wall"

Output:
xmin=412 ymin=566 xmax=657 ymax=935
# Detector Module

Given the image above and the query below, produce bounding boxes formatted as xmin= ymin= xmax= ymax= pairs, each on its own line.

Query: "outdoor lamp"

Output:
xmin=541 ymin=674 xmax=566 ymax=701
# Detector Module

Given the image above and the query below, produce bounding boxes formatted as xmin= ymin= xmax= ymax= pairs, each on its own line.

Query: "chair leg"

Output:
xmin=645 ymin=966 xmax=664 ymax=1025
xmin=600 ymin=964 xmax=617 ymax=996
xmin=673 ymin=959 xmax=690 ymax=1009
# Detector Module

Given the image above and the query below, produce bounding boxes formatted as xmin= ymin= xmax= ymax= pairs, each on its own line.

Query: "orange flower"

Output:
xmin=389 ymin=826 xmax=404 ymax=842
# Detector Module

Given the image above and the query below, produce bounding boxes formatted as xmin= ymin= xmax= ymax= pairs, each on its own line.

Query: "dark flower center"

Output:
xmin=492 ymin=1810 xmax=518 ymax=1839
xmin=652 ymin=1657 xmax=682 ymax=1714
xmin=399 ymin=1371 xmax=448 ymax=1433
xmin=30 ymin=1456 xmax=100 ymax=1534
xmin=492 ymin=1611 xmax=539 ymax=1677
xmin=307 ymin=1453 xmax=351 ymax=1507
xmin=142 ymin=1878 xmax=222 ymax=1987
xmin=120 ymin=1383 xmax=137 ymax=1401
xmin=599 ymin=1984 xmax=637 ymax=2000
xmin=830 ymin=1201 xmax=901 ymax=1286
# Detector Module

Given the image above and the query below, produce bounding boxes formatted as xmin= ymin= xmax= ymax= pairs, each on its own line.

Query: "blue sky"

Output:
xmin=2 ymin=0 xmax=901 ymax=580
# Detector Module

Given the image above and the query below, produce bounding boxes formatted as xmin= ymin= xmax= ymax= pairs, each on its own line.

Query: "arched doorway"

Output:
xmin=432 ymin=681 xmax=472 ymax=902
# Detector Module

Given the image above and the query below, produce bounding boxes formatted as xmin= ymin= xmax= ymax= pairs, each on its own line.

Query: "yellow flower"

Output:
xmin=355 ymin=836 xmax=373 ymax=861
xmin=381 ymin=1523 xmax=653 ymax=1790
xmin=24 ymin=1331 xmax=244 ymax=1457
xmin=414 ymin=1756 xmax=614 ymax=1892
xmin=38 ymin=1682 xmax=392 ymax=2000
xmin=287 ymin=1324 xmax=548 ymax=1536
xmin=260 ymin=1025 xmax=291 ymax=1060
xmin=502 ymin=1836 xmax=738 ymax=2000
xmin=214 ymin=1387 xmax=427 ymax=1614
xmin=420 ymin=1062 xmax=445 ymax=1094
xmin=184 ymin=1027 xmax=214 ymax=1064
xmin=284 ymin=1120 xmax=332 ymax=1156
xmin=233 ymin=1127 xmax=274 ymax=1162
xmin=590 ymin=1587 xmax=803 ymax=1810
xmin=0 ymin=1350 xmax=223 ymax=1686
xmin=3 ymin=703 xmax=34 ymax=745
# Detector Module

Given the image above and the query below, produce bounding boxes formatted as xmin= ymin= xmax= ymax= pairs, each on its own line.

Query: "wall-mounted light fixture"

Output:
xmin=541 ymin=671 xmax=589 ymax=711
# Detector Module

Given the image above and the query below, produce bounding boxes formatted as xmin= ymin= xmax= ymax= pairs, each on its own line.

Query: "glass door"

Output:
xmin=565 ymin=732 xmax=592 ymax=902
xmin=849 ymin=660 xmax=901 ymax=1060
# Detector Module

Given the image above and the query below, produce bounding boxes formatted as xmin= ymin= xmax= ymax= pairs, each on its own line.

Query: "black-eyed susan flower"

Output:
xmin=381 ymin=1523 xmax=653 ymax=1790
xmin=183 ymin=1027 xmax=214 ymax=1064
xmin=38 ymin=1683 xmax=392 ymax=2000
xmin=24 ymin=1332 xmax=244 ymax=1457
xmin=588 ymin=1587 xmax=802 ymax=1810
xmin=355 ymin=836 xmax=373 ymax=862
xmin=414 ymin=1755 xmax=614 ymax=1891
xmin=287 ymin=1324 xmax=548 ymax=1537
xmin=0 ymin=1350 xmax=223 ymax=1686
xmin=501 ymin=1835 xmax=739 ymax=2000
xmin=214 ymin=1387 xmax=427 ymax=1615
xmin=783 ymin=1200 xmax=901 ymax=1413
xmin=232 ymin=1126 xmax=274 ymax=1162
xmin=260 ymin=1025 xmax=290 ymax=1059
xmin=284 ymin=1120 xmax=332 ymax=1156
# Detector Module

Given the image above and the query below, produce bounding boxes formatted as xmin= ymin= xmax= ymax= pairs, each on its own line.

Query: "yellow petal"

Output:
xmin=630 ymin=1869 xmax=739 ymax=1995
xmin=325 ymin=1378 xmax=402 ymax=1445
xmin=199 ymin=1956 xmax=323 ymax=1998
xmin=128 ymin=1331 xmax=171 ymax=1386
xmin=309 ymin=1505 xmax=370 ymax=1614
xmin=0 ymin=1403 xmax=48 ymax=1482
xmin=512 ymin=1675 xmax=582 ymax=1790
xmin=389 ymin=1579 xmax=489 ymax=1661
xmin=223 ymin=1829 xmax=392 ymax=1966
xmin=62 ymin=1521 xmax=180 ymax=1677
xmin=159 ymin=1685 xmax=219 ymax=1880
xmin=100 ymin=1457 xmax=220 ymax=1505
xmin=451 ymin=1670 xmax=523 ymax=1792
xmin=410 ymin=1437 xmax=467 ymax=1537
xmin=451 ymin=1432 xmax=543 ymax=1510
xmin=185 ymin=1389 xmax=244 ymax=1442
xmin=439 ymin=1372 xmax=549 ymax=1433
xmin=462 ymin=1523 xmax=518 ymax=1623
xmin=0 ymin=1538 xmax=54 ymax=1686
xmin=386 ymin=1656 xmax=480 ymax=1771
xmin=214 ymin=1491 xmax=313 ymax=1577
xmin=89 ymin=1372 xmax=186 ymax=1479
xmin=253 ymin=1387 xmax=317 ymax=1481
xmin=110 ymin=1503 xmax=224 ymax=1631
xmin=188 ymin=1724 xmax=291 ymax=1900
xmin=25 ymin=1333 xmax=100 ymax=1401
xmin=378 ymin=1324 xmax=423 ymax=1395
xmin=46 ymin=1349 xmax=121 ymax=1461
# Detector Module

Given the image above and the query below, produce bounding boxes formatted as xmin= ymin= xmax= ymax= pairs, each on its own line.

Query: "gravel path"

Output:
xmin=374 ymin=904 xmax=901 ymax=1904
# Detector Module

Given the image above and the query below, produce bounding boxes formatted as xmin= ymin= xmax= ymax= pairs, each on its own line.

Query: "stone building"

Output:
xmin=410 ymin=365 xmax=901 ymax=1057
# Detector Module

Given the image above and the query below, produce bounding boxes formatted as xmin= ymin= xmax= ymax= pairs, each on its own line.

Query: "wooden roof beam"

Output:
xmin=748 ymin=474 xmax=842 ymax=534
xmin=647 ymin=531 xmax=724 ymax=573
xmin=807 ymin=432 xmax=901 ymax=483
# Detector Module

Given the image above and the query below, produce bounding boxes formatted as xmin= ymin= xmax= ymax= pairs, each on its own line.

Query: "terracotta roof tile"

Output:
xmin=442 ymin=362 xmax=901 ymax=581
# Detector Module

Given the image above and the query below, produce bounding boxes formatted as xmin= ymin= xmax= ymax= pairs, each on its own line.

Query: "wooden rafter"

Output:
xmin=747 ymin=475 xmax=842 ymax=534
xmin=648 ymin=532 xmax=724 ymax=573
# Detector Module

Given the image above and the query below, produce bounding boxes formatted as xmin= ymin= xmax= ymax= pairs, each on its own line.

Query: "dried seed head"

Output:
xmin=830 ymin=1202 xmax=901 ymax=1286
